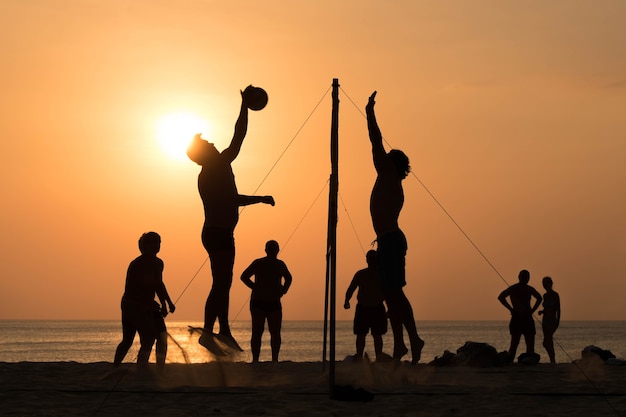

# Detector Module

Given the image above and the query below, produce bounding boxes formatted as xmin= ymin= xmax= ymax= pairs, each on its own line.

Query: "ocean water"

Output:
xmin=1 ymin=320 xmax=625 ymax=364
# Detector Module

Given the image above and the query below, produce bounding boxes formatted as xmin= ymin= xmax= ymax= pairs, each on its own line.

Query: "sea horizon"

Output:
xmin=2 ymin=319 xmax=625 ymax=365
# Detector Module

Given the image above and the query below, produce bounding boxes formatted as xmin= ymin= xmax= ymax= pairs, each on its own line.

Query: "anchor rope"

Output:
xmin=339 ymin=84 xmax=620 ymax=417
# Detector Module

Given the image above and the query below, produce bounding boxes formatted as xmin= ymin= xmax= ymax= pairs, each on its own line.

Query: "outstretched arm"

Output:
xmin=365 ymin=91 xmax=387 ymax=170
xmin=237 ymin=194 xmax=275 ymax=207
xmin=221 ymin=91 xmax=249 ymax=163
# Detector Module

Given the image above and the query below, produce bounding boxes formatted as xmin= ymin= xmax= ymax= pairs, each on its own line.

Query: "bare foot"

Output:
xmin=411 ymin=338 xmax=425 ymax=364
xmin=393 ymin=344 xmax=409 ymax=360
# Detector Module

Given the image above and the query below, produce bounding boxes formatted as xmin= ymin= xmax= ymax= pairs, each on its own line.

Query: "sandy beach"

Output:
xmin=1 ymin=359 xmax=625 ymax=417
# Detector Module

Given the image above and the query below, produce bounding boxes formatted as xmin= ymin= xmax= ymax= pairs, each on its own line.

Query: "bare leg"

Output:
xmin=390 ymin=318 xmax=408 ymax=359
xmin=386 ymin=290 xmax=424 ymax=362
xmin=114 ymin=325 xmax=136 ymax=366
xmin=524 ymin=333 xmax=535 ymax=354
xmin=543 ymin=337 xmax=555 ymax=363
xmin=385 ymin=292 xmax=407 ymax=359
xmin=267 ymin=309 xmax=282 ymax=362
xmin=543 ymin=328 xmax=556 ymax=364
xmin=205 ymin=248 xmax=235 ymax=338
xmin=355 ymin=334 xmax=366 ymax=358
xmin=156 ymin=331 xmax=168 ymax=369
xmin=395 ymin=291 xmax=424 ymax=363
xmin=137 ymin=329 xmax=156 ymax=365
xmin=509 ymin=333 xmax=521 ymax=361
xmin=373 ymin=334 xmax=383 ymax=359
xmin=250 ymin=309 xmax=265 ymax=362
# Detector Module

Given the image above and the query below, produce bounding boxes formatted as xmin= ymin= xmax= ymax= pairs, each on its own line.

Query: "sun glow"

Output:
xmin=156 ymin=112 xmax=213 ymax=161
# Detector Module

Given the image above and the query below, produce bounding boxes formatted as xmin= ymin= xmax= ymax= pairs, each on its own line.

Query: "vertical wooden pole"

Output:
xmin=327 ymin=78 xmax=340 ymax=396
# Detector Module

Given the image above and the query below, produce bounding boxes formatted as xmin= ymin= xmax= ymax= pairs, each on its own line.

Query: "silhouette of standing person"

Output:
xmin=498 ymin=269 xmax=542 ymax=362
xmin=240 ymin=240 xmax=292 ymax=362
xmin=344 ymin=249 xmax=389 ymax=362
xmin=538 ymin=276 xmax=560 ymax=364
xmin=187 ymin=88 xmax=274 ymax=351
xmin=365 ymin=91 xmax=425 ymax=363
xmin=114 ymin=232 xmax=175 ymax=368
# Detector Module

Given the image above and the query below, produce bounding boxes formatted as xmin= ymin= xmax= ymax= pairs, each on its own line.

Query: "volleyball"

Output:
xmin=243 ymin=85 xmax=268 ymax=111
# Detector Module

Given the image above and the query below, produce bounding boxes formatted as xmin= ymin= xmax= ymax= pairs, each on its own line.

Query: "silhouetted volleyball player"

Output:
xmin=498 ymin=269 xmax=542 ymax=361
xmin=365 ymin=91 xmax=424 ymax=363
xmin=187 ymin=88 xmax=274 ymax=350
xmin=538 ymin=276 xmax=560 ymax=363
xmin=240 ymin=240 xmax=292 ymax=362
xmin=114 ymin=232 xmax=175 ymax=368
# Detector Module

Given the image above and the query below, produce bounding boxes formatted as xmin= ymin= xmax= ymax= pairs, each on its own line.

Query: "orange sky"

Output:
xmin=1 ymin=0 xmax=625 ymax=321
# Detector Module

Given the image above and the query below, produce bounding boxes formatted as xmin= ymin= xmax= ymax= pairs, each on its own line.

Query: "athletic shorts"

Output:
xmin=202 ymin=225 xmax=235 ymax=252
xmin=509 ymin=313 xmax=535 ymax=336
xmin=250 ymin=299 xmax=282 ymax=315
xmin=121 ymin=306 xmax=158 ymax=341
xmin=376 ymin=229 xmax=407 ymax=291
xmin=354 ymin=304 xmax=387 ymax=336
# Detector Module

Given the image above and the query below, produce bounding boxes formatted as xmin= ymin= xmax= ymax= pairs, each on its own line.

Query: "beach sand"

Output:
xmin=1 ymin=359 xmax=625 ymax=417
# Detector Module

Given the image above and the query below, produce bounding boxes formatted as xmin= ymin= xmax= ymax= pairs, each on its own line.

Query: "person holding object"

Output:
xmin=187 ymin=88 xmax=274 ymax=351
xmin=114 ymin=232 xmax=175 ymax=368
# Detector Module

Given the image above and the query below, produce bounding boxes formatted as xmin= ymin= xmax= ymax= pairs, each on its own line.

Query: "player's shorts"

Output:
xmin=153 ymin=309 xmax=166 ymax=333
xmin=354 ymin=304 xmax=388 ymax=336
xmin=509 ymin=313 xmax=535 ymax=336
xmin=121 ymin=305 xmax=158 ymax=341
xmin=376 ymin=229 xmax=407 ymax=291
xmin=250 ymin=299 xmax=282 ymax=315
xmin=202 ymin=226 xmax=235 ymax=252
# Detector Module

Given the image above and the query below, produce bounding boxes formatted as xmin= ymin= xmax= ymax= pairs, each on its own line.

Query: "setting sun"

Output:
xmin=156 ymin=112 xmax=213 ymax=161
